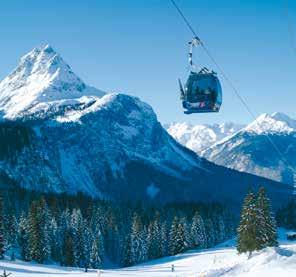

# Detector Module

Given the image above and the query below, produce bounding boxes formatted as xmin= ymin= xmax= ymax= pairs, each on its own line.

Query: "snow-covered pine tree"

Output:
xmin=0 ymin=195 xmax=4 ymax=259
xmin=177 ymin=218 xmax=187 ymax=253
xmin=169 ymin=216 xmax=179 ymax=255
xmin=98 ymin=229 xmax=105 ymax=261
xmin=61 ymin=230 xmax=74 ymax=266
xmin=204 ymin=218 xmax=214 ymax=248
xmin=82 ymin=225 xmax=92 ymax=271
xmin=256 ymin=187 xmax=278 ymax=248
xmin=190 ymin=211 xmax=207 ymax=249
xmin=180 ymin=217 xmax=190 ymax=251
xmin=104 ymin=210 xmax=120 ymax=263
xmin=217 ymin=215 xmax=226 ymax=243
xmin=121 ymin=235 xmax=132 ymax=266
xmin=169 ymin=216 xmax=187 ymax=255
xmin=237 ymin=191 xmax=258 ymax=256
xmin=18 ymin=213 xmax=29 ymax=261
xmin=42 ymin=201 xmax=51 ymax=260
xmin=3 ymin=209 xmax=17 ymax=252
xmin=147 ymin=213 xmax=161 ymax=259
xmin=147 ymin=222 xmax=153 ymax=258
xmin=28 ymin=198 xmax=51 ymax=263
xmin=49 ymin=217 xmax=60 ymax=262
xmin=71 ymin=209 xmax=85 ymax=267
xmin=160 ymin=222 xmax=168 ymax=257
xmin=141 ymin=226 xmax=148 ymax=263
xmin=90 ymin=230 xmax=104 ymax=269
xmin=90 ymin=239 xmax=101 ymax=269
xmin=130 ymin=213 xmax=147 ymax=265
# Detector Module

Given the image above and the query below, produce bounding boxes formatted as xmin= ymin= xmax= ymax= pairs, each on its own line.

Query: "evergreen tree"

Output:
xmin=237 ymin=188 xmax=278 ymax=257
xmin=0 ymin=196 xmax=5 ymax=259
xmin=18 ymin=214 xmax=29 ymax=261
xmin=177 ymin=218 xmax=187 ymax=253
xmin=180 ymin=217 xmax=190 ymax=250
xmin=160 ymin=222 xmax=168 ymax=257
xmin=256 ymin=187 xmax=278 ymax=248
xmin=49 ymin=217 xmax=60 ymax=262
xmin=90 ymin=230 xmax=104 ymax=268
xmin=237 ymin=191 xmax=258 ymax=256
xmin=204 ymin=218 xmax=214 ymax=248
xmin=61 ymin=230 xmax=74 ymax=266
xmin=169 ymin=216 xmax=179 ymax=255
xmin=121 ymin=235 xmax=132 ymax=266
xmin=3 ymin=211 xmax=17 ymax=252
xmin=169 ymin=216 xmax=187 ymax=255
xmin=82 ymin=225 xmax=92 ymax=271
xmin=147 ymin=214 xmax=161 ymax=259
xmin=71 ymin=209 xmax=85 ymax=267
xmin=130 ymin=213 xmax=147 ymax=265
xmin=28 ymin=198 xmax=50 ymax=263
xmin=190 ymin=211 xmax=206 ymax=249
xmin=216 ymin=215 xmax=226 ymax=243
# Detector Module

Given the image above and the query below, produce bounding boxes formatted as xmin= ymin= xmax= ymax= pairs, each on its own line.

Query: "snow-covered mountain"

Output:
xmin=203 ymin=112 xmax=296 ymax=184
xmin=0 ymin=44 xmax=104 ymax=119
xmin=166 ymin=122 xmax=244 ymax=153
xmin=0 ymin=46 xmax=292 ymax=207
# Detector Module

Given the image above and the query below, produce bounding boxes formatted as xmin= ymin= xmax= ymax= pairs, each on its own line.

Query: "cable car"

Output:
xmin=179 ymin=37 xmax=222 ymax=114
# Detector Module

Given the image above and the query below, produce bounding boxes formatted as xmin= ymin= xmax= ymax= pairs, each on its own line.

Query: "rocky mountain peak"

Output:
xmin=0 ymin=45 xmax=104 ymax=119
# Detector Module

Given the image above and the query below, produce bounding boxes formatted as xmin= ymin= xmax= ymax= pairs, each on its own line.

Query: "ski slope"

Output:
xmin=1 ymin=229 xmax=296 ymax=277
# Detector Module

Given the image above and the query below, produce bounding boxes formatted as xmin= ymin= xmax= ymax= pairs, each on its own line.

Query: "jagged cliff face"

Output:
xmin=0 ymin=45 xmax=292 ymax=208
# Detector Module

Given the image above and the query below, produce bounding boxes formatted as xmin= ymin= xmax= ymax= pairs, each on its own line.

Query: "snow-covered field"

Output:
xmin=1 ymin=229 xmax=296 ymax=277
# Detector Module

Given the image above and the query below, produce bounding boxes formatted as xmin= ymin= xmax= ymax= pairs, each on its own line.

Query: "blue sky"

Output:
xmin=0 ymin=0 xmax=295 ymax=124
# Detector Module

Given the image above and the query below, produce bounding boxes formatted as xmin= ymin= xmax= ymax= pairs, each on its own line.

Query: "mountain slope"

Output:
xmin=0 ymin=46 xmax=292 ymax=208
xmin=203 ymin=113 xmax=296 ymax=184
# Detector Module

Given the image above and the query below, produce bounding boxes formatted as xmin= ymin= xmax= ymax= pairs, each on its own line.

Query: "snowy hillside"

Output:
xmin=1 ymin=229 xmax=296 ymax=276
xmin=0 ymin=45 xmax=292 ymax=207
xmin=203 ymin=112 xmax=296 ymax=184
xmin=166 ymin=122 xmax=244 ymax=154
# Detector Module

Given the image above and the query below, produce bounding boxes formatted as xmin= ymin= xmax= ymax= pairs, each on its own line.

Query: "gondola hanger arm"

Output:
xmin=188 ymin=37 xmax=202 ymax=71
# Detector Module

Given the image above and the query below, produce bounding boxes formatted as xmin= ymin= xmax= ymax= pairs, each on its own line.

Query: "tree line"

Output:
xmin=0 ymin=187 xmax=235 ymax=269
xmin=276 ymin=199 xmax=296 ymax=229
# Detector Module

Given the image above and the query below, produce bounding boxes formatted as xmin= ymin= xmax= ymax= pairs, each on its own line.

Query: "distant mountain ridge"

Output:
xmin=0 ymin=45 xmax=292 ymax=209
xmin=165 ymin=122 xmax=244 ymax=153
xmin=167 ymin=113 xmax=296 ymax=184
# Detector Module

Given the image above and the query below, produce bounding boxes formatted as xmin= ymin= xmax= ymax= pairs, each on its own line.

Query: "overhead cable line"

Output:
xmin=170 ymin=0 xmax=295 ymax=191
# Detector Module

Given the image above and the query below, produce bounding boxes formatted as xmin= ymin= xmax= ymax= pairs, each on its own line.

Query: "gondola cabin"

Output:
xmin=180 ymin=68 xmax=222 ymax=114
